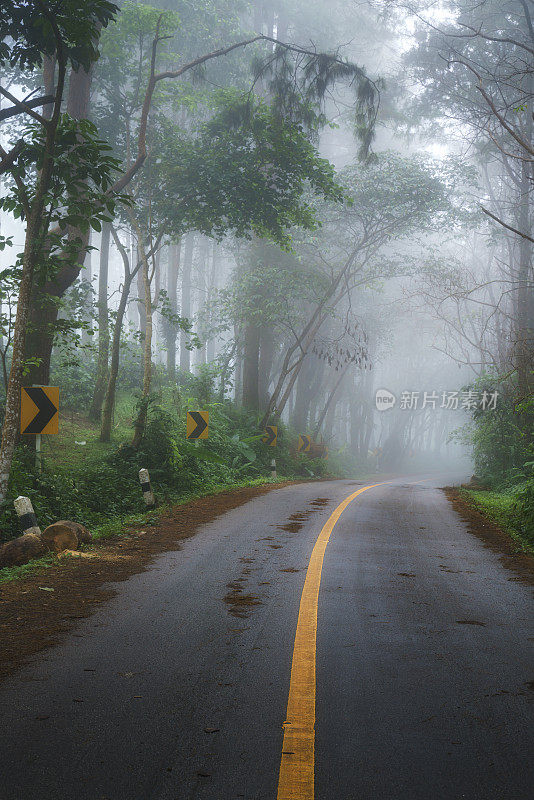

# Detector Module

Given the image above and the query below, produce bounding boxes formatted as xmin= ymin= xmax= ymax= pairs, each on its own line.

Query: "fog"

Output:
xmin=0 ymin=0 xmax=532 ymax=488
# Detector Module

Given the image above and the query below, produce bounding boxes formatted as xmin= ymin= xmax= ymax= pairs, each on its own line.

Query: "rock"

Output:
xmin=0 ymin=533 xmax=46 ymax=568
xmin=41 ymin=523 xmax=79 ymax=553
xmin=58 ymin=520 xmax=92 ymax=546
xmin=41 ymin=520 xmax=92 ymax=553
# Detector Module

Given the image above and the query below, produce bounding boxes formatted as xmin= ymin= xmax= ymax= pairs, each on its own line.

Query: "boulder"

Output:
xmin=0 ymin=533 xmax=46 ymax=568
xmin=54 ymin=520 xmax=92 ymax=546
xmin=41 ymin=522 xmax=79 ymax=553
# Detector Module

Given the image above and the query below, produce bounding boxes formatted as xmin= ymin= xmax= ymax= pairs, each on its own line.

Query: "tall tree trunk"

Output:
xmin=136 ymin=247 xmax=147 ymax=336
xmin=100 ymin=274 xmax=133 ymax=442
xmin=132 ymin=231 xmax=153 ymax=449
xmin=258 ymin=325 xmax=275 ymax=410
xmin=89 ymin=221 xmax=111 ymax=419
xmin=24 ymin=61 xmax=95 ymax=388
xmin=313 ymin=368 xmax=349 ymax=440
xmin=515 ymin=158 xmax=533 ymax=415
xmin=234 ymin=326 xmax=243 ymax=404
xmin=179 ymin=233 xmax=195 ymax=374
xmin=206 ymin=241 xmax=219 ymax=363
xmin=242 ymin=322 xmax=261 ymax=408
xmin=292 ymin=353 xmax=315 ymax=431
xmin=194 ymin=237 xmax=208 ymax=371
xmin=0 ymin=52 xmax=67 ymax=501
xmin=81 ymin=230 xmax=93 ymax=347
xmin=165 ymin=239 xmax=181 ymax=381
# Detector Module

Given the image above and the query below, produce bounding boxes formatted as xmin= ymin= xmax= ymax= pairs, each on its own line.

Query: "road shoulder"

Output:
xmin=444 ymin=487 xmax=534 ymax=587
xmin=0 ymin=481 xmax=296 ymax=683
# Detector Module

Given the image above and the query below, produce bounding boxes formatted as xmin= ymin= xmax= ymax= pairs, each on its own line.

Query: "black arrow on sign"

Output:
xmin=299 ymin=435 xmax=310 ymax=451
xmin=189 ymin=411 xmax=208 ymax=439
xmin=22 ymin=387 xmax=57 ymax=434
xmin=263 ymin=426 xmax=276 ymax=446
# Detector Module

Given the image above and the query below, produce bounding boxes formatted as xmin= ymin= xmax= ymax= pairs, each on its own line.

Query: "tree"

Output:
xmin=260 ymin=151 xmax=462 ymax=426
xmin=0 ymin=0 xmax=119 ymax=502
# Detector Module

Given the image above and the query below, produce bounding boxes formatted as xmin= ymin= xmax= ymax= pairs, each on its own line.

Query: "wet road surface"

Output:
xmin=0 ymin=476 xmax=532 ymax=799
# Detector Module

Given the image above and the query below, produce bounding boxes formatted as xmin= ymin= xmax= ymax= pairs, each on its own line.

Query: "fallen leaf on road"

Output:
xmin=39 ymin=587 xmax=54 ymax=592
xmin=204 ymin=727 xmax=220 ymax=733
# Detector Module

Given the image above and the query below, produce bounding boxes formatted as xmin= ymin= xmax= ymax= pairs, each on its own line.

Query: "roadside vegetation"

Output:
xmin=0 ymin=366 xmax=369 ymax=547
xmin=0 ymin=0 xmax=532 ymax=558
xmin=459 ymin=391 xmax=533 ymax=548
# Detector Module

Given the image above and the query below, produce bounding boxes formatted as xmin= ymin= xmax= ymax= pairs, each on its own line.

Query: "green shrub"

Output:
xmin=512 ymin=479 xmax=534 ymax=542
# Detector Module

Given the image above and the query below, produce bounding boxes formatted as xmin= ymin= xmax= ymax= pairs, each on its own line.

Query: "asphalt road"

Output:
xmin=0 ymin=476 xmax=532 ymax=800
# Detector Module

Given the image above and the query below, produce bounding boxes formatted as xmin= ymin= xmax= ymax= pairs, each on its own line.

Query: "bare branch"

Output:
xmin=481 ymin=204 xmax=534 ymax=243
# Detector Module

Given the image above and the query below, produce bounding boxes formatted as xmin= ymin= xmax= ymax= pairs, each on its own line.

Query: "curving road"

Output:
xmin=0 ymin=476 xmax=532 ymax=800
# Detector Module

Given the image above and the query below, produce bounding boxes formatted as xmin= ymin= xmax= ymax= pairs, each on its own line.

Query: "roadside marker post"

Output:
xmin=271 ymin=459 xmax=277 ymax=480
xmin=139 ymin=469 xmax=156 ymax=508
xmin=14 ymin=496 xmax=41 ymax=537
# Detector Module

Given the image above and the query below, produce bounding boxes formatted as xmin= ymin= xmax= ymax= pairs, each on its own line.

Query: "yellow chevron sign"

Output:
xmin=298 ymin=435 xmax=312 ymax=453
xmin=21 ymin=387 xmax=59 ymax=435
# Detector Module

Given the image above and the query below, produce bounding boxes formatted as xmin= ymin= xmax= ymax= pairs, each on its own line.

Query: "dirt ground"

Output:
xmin=0 ymin=483 xmax=292 ymax=683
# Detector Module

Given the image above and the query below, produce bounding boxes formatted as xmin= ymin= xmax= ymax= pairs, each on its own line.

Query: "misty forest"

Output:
xmin=0 ymin=0 xmax=532 ymax=547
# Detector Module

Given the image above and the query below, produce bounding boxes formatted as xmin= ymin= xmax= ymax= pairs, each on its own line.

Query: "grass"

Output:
xmin=37 ymin=392 xmax=138 ymax=474
xmin=460 ymin=488 xmax=534 ymax=554
xmin=0 ymin=553 xmax=57 ymax=585
xmin=0 ymin=474 xmax=292 ymax=584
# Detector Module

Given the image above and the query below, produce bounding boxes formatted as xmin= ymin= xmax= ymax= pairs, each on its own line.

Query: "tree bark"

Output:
xmin=24 ymin=60 xmax=95 ymax=388
xmin=0 ymin=47 xmax=67 ymax=501
xmin=89 ymin=221 xmax=111 ymax=419
xmin=100 ymin=228 xmax=141 ymax=442
xmin=179 ymin=233 xmax=195 ymax=375
xmin=100 ymin=273 xmax=133 ymax=442
xmin=258 ymin=325 xmax=275 ymax=410
xmin=242 ymin=322 xmax=261 ymax=409
xmin=131 ymin=226 xmax=153 ymax=449
xmin=165 ymin=239 xmax=181 ymax=381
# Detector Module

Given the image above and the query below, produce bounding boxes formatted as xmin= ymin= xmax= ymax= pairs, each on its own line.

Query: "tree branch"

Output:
xmin=0 ymin=93 xmax=55 ymax=124
xmin=481 ymin=204 xmax=534 ymax=243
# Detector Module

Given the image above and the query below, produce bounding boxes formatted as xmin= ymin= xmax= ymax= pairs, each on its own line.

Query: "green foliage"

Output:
xmin=50 ymin=347 xmax=97 ymax=410
xmin=2 ymin=116 xmax=121 ymax=242
xmin=143 ymin=97 xmax=344 ymax=248
xmin=0 ymin=0 xmax=118 ymax=71
xmin=513 ymin=480 xmax=534 ymax=542
xmin=0 ymin=375 xmax=368 ymax=544
xmin=464 ymin=482 xmax=534 ymax=550
xmin=461 ymin=375 xmax=534 ymax=487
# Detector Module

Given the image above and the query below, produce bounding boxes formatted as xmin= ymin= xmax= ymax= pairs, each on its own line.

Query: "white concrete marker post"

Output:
xmin=139 ymin=469 xmax=156 ymax=508
xmin=271 ymin=459 xmax=277 ymax=480
xmin=14 ymin=496 xmax=42 ymax=536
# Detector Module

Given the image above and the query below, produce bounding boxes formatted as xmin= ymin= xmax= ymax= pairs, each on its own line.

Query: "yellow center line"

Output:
xmin=276 ymin=482 xmax=387 ymax=800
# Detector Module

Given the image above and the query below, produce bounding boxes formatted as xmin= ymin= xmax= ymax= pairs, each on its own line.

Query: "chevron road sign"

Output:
xmin=187 ymin=411 xmax=209 ymax=440
xmin=21 ymin=387 xmax=59 ymax=435
xmin=298 ymin=434 xmax=312 ymax=453
xmin=262 ymin=426 xmax=278 ymax=447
